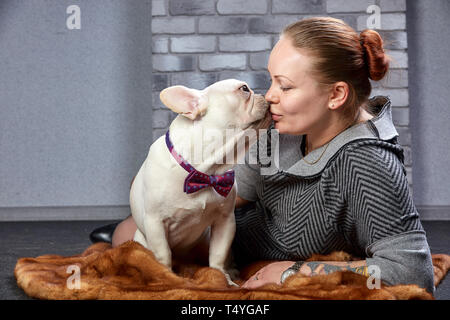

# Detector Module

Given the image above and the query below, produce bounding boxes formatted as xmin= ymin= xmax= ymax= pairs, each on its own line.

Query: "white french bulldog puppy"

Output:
xmin=130 ymin=79 xmax=271 ymax=286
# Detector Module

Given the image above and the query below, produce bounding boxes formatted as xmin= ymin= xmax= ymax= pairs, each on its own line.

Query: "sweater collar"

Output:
xmin=256 ymin=96 xmax=399 ymax=177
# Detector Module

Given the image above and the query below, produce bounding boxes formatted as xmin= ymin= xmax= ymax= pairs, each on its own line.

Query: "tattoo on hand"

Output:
xmin=348 ymin=265 xmax=369 ymax=277
xmin=304 ymin=262 xmax=369 ymax=277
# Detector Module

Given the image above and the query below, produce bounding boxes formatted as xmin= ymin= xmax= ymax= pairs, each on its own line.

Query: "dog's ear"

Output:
xmin=160 ymin=86 xmax=207 ymax=120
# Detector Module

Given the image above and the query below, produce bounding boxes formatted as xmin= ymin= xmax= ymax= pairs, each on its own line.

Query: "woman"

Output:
xmin=91 ymin=17 xmax=434 ymax=293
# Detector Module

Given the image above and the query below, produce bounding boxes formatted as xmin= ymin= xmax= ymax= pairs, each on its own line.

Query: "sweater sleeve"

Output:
xmin=365 ymin=230 xmax=435 ymax=294
xmin=235 ymin=142 xmax=261 ymax=202
xmin=345 ymin=144 xmax=435 ymax=293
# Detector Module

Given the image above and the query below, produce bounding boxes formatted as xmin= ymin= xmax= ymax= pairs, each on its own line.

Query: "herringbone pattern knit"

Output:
xmin=232 ymin=139 xmax=423 ymax=267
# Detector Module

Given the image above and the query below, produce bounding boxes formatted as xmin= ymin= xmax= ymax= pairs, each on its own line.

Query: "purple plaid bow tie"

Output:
xmin=165 ymin=130 xmax=235 ymax=197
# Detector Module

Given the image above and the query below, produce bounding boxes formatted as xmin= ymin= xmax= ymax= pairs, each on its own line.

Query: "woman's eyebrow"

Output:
xmin=274 ymin=75 xmax=294 ymax=84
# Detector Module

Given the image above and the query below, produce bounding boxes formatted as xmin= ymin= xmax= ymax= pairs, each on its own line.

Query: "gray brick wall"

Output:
xmin=151 ymin=0 xmax=413 ymax=188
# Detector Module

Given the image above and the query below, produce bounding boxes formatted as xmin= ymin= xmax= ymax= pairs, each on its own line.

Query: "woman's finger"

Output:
xmin=242 ymin=279 xmax=264 ymax=289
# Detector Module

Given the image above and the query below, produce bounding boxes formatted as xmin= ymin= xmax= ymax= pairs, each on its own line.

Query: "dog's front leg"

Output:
xmin=144 ymin=217 xmax=172 ymax=270
xmin=209 ymin=210 xmax=238 ymax=287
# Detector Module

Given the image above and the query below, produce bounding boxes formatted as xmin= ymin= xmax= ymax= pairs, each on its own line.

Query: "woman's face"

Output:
xmin=266 ymin=36 xmax=332 ymax=136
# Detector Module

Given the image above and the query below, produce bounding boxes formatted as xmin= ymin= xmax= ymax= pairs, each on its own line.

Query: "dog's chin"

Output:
xmin=247 ymin=110 xmax=272 ymax=131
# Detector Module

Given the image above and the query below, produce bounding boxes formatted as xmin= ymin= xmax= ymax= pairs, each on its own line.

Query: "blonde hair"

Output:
xmin=282 ymin=17 xmax=390 ymax=123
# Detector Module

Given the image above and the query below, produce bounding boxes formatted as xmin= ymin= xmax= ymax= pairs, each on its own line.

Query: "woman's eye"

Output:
xmin=280 ymin=87 xmax=291 ymax=92
xmin=240 ymin=85 xmax=250 ymax=92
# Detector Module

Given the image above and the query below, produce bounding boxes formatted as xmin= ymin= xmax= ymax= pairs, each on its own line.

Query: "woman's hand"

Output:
xmin=241 ymin=260 xmax=369 ymax=289
xmin=242 ymin=261 xmax=295 ymax=289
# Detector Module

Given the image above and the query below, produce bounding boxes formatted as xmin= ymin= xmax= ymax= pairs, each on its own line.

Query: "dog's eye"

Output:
xmin=240 ymin=85 xmax=250 ymax=93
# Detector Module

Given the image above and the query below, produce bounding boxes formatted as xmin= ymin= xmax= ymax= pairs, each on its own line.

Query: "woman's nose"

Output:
xmin=265 ymin=85 xmax=279 ymax=104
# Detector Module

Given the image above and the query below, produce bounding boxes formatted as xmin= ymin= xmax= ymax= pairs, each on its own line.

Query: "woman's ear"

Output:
xmin=159 ymin=85 xmax=206 ymax=120
xmin=328 ymin=82 xmax=349 ymax=110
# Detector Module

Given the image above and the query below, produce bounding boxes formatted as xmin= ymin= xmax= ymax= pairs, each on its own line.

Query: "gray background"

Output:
xmin=0 ymin=0 xmax=152 ymax=220
xmin=0 ymin=0 xmax=448 ymax=221
xmin=407 ymin=0 xmax=450 ymax=219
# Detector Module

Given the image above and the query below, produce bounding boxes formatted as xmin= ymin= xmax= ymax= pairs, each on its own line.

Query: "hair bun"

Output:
xmin=360 ymin=29 xmax=390 ymax=81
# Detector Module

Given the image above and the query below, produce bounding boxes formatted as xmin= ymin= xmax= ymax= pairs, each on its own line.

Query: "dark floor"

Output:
xmin=1 ymin=220 xmax=449 ymax=300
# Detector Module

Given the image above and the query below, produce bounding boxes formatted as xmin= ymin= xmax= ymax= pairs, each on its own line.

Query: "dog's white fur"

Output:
xmin=130 ymin=79 xmax=270 ymax=285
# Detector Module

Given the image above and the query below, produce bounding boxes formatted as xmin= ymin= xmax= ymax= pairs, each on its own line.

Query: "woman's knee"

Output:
xmin=112 ymin=215 xmax=137 ymax=247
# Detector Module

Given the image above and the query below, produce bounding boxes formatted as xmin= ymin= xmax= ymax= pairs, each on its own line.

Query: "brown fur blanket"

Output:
xmin=15 ymin=241 xmax=450 ymax=300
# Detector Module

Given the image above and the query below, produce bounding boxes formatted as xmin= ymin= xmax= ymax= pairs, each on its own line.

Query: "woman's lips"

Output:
xmin=270 ymin=112 xmax=282 ymax=121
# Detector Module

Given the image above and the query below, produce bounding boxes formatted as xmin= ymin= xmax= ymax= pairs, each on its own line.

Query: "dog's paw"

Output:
xmin=226 ymin=267 xmax=240 ymax=281
xmin=224 ymin=273 xmax=239 ymax=287
xmin=212 ymin=266 xmax=240 ymax=287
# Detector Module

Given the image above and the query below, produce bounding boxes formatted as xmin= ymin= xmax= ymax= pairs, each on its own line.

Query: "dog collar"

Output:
xmin=165 ymin=130 xmax=235 ymax=197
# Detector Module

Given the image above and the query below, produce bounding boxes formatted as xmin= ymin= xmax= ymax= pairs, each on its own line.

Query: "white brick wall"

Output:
xmin=219 ymin=35 xmax=272 ymax=52
xmin=199 ymin=54 xmax=247 ymax=71
xmin=217 ymin=0 xmax=268 ymax=15
xmin=171 ymin=36 xmax=216 ymax=53
xmin=152 ymin=17 xmax=196 ymax=34
xmin=327 ymin=0 xmax=376 ymax=13
xmin=151 ymin=0 xmax=413 ymax=185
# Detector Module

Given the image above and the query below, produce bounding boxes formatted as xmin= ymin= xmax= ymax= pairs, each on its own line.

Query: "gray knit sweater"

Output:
xmin=232 ymin=96 xmax=435 ymax=294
